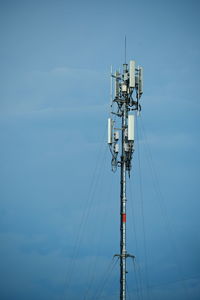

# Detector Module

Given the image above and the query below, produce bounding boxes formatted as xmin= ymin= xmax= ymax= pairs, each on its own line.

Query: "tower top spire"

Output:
xmin=124 ymin=35 xmax=126 ymax=64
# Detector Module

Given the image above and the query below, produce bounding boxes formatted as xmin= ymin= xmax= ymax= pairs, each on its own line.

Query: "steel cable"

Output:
xmin=82 ymin=173 xmax=115 ymax=300
xmin=139 ymin=115 xmax=190 ymax=299
xmin=92 ymin=256 xmax=119 ymax=300
xmin=135 ymin=115 xmax=152 ymax=300
xmin=61 ymin=125 xmax=108 ymax=299
xmin=128 ymin=179 xmax=144 ymax=300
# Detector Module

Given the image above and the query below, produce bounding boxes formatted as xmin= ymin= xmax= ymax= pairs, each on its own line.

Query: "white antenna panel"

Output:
xmin=128 ymin=115 xmax=134 ymax=141
xmin=129 ymin=60 xmax=135 ymax=88
xmin=108 ymin=118 xmax=113 ymax=144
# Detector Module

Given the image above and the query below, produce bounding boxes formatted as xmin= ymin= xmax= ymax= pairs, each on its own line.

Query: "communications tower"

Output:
xmin=108 ymin=60 xmax=143 ymax=300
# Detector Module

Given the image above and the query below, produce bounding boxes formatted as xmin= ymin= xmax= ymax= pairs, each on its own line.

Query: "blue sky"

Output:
xmin=0 ymin=0 xmax=200 ymax=299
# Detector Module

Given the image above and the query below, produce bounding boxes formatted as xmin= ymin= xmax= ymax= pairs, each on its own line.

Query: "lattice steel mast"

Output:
xmin=108 ymin=60 xmax=143 ymax=300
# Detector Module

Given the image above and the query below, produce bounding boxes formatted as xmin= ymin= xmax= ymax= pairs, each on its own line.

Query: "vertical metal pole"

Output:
xmin=120 ymin=101 xmax=127 ymax=300
xmin=109 ymin=59 xmax=143 ymax=300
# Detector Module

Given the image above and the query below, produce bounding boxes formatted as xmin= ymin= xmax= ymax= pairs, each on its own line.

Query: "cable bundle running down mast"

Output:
xmin=108 ymin=60 xmax=143 ymax=300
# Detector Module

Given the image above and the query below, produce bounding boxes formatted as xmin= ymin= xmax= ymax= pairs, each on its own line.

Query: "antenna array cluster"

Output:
xmin=108 ymin=60 xmax=143 ymax=174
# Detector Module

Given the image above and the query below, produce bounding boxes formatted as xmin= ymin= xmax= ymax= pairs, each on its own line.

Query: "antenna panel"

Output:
xmin=135 ymin=73 xmax=139 ymax=86
xmin=128 ymin=115 xmax=134 ymax=141
xmin=108 ymin=118 xmax=112 ymax=144
xmin=139 ymin=67 xmax=143 ymax=96
xmin=115 ymin=71 xmax=119 ymax=98
xmin=129 ymin=60 xmax=135 ymax=88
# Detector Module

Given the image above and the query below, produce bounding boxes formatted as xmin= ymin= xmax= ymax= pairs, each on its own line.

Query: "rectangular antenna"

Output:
xmin=129 ymin=60 xmax=135 ymax=88
xmin=108 ymin=118 xmax=113 ymax=144
xmin=139 ymin=66 xmax=143 ymax=96
xmin=115 ymin=71 xmax=119 ymax=98
xmin=110 ymin=65 xmax=113 ymax=106
xmin=128 ymin=114 xmax=134 ymax=141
